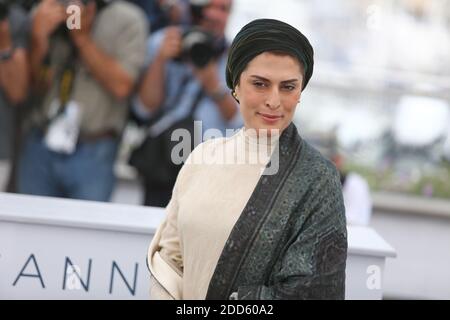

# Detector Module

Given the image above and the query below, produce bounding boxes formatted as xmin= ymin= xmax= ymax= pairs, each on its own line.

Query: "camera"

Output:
xmin=53 ymin=0 xmax=112 ymax=38
xmin=177 ymin=27 xmax=225 ymax=68
xmin=58 ymin=0 xmax=111 ymax=8
xmin=189 ymin=0 xmax=210 ymax=25
xmin=58 ymin=0 xmax=89 ymax=6
xmin=174 ymin=0 xmax=226 ymax=68
xmin=0 ymin=0 xmax=10 ymax=21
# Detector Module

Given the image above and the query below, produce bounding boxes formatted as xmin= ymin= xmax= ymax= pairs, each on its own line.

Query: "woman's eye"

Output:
xmin=253 ymin=82 xmax=266 ymax=88
xmin=283 ymin=85 xmax=296 ymax=91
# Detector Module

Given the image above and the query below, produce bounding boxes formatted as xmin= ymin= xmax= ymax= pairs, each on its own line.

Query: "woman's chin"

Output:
xmin=245 ymin=119 xmax=288 ymax=137
xmin=254 ymin=127 xmax=283 ymax=138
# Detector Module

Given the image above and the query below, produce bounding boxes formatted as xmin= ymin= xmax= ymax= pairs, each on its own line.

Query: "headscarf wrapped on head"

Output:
xmin=226 ymin=18 xmax=314 ymax=92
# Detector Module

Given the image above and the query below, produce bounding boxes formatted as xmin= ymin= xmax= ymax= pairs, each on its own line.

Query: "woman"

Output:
xmin=147 ymin=18 xmax=347 ymax=300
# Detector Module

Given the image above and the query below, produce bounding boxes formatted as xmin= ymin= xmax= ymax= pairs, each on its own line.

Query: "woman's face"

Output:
xmin=234 ymin=52 xmax=303 ymax=135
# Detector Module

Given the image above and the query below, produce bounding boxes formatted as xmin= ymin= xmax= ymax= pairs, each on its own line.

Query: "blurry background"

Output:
xmin=1 ymin=0 xmax=449 ymax=299
xmin=118 ymin=0 xmax=450 ymax=300
xmin=237 ymin=0 xmax=450 ymax=300
xmin=228 ymin=0 xmax=450 ymax=200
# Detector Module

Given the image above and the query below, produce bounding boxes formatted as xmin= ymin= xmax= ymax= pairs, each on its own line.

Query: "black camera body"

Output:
xmin=189 ymin=0 xmax=210 ymax=25
xmin=0 ymin=0 xmax=10 ymax=21
xmin=58 ymin=0 xmax=111 ymax=8
xmin=176 ymin=27 xmax=225 ymax=68
xmin=58 ymin=0 xmax=92 ymax=6
xmin=173 ymin=0 xmax=227 ymax=68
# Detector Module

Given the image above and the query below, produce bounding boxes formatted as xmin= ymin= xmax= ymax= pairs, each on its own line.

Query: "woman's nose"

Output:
xmin=265 ymin=88 xmax=281 ymax=109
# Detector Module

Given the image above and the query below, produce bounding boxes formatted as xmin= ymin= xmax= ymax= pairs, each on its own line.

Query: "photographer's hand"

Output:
xmin=158 ymin=26 xmax=182 ymax=61
xmin=0 ymin=20 xmax=12 ymax=50
xmin=138 ymin=27 xmax=182 ymax=112
xmin=192 ymin=60 xmax=237 ymax=121
xmin=69 ymin=1 xmax=96 ymax=47
xmin=32 ymin=0 xmax=66 ymax=42
xmin=30 ymin=0 xmax=66 ymax=88
xmin=0 ymin=20 xmax=29 ymax=104
xmin=192 ymin=60 xmax=221 ymax=94
xmin=68 ymin=2 xmax=134 ymax=100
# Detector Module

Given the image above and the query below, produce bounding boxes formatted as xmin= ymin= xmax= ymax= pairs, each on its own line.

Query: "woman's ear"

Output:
xmin=232 ymin=86 xmax=240 ymax=104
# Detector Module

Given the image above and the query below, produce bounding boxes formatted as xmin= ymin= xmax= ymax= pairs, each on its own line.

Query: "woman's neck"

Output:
xmin=243 ymin=127 xmax=281 ymax=146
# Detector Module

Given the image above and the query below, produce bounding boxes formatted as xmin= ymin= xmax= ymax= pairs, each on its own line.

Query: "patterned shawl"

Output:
xmin=206 ymin=123 xmax=347 ymax=300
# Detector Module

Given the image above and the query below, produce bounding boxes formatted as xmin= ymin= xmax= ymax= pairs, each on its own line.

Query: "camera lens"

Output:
xmin=181 ymin=28 xmax=215 ymax=68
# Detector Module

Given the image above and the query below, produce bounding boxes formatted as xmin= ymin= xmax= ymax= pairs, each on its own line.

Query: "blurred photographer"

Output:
xmin=331 ymin=149 xmax=372 ymax=226
xmin=129 ymin=0 xmax=190 ymax=32
xmin=0 ymin=1 xmax=29 ymax=190
xmin=133 ymin=0 xmax=242 ymax=207
xmin=18 ymin=0 xmax=148 ymax=201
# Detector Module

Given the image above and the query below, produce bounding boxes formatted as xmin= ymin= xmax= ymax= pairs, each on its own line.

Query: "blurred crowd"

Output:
xmin=0 ymin=0 xmax=245 ymax=206
xmin=21 ymin=0 xmax=450 ymax=227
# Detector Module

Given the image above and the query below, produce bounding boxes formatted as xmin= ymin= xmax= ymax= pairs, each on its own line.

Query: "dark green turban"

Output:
xmin=226 ymin=18 xmax=314 ymax=92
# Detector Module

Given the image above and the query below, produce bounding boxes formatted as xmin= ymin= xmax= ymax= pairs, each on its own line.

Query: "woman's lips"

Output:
xmin=257 ymin=112 xmax=283 ymax=124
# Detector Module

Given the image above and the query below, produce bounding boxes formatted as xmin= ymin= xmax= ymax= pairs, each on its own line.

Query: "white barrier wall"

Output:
xmin=0 ymin=192 xmax=395 ymax=300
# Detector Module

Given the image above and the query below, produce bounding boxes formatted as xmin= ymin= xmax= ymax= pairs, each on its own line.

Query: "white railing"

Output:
xmin=0 ymin=192 xmax=395 ymax=300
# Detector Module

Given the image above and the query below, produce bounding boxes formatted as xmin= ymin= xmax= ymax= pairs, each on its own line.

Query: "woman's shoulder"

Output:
xmin=184 ymin=137 xmax=223 ymax=165
xmin=185 ymin=129 xmax=243 ymax=165
xmin=176 ymin=134 xmax=235 ymax=183
xmin=297 ymin=139 xmax=340 ymax=183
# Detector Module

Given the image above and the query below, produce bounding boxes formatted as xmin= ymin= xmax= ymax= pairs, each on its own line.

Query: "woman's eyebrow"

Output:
xmin=249 ymin=75 xmax=300 ymax=83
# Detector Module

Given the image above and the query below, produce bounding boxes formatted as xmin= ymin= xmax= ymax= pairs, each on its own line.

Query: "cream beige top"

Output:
xmin=149 ymin=128 xmax=279 ymax=299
